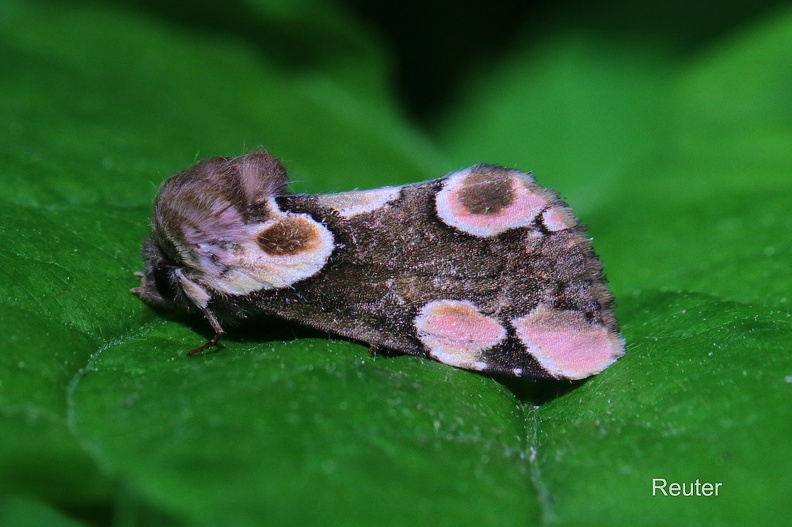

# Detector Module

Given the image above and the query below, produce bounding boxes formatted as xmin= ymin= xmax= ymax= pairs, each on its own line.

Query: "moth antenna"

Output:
xmin=188 ymin=306 xmax=226 ymax=356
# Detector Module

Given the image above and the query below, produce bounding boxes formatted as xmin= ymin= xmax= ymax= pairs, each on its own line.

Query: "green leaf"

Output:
xmin=0 ymin=496 xmax=92 ymax=527
xmin=2 ymin=0 xmax=791 ymax=525
xmin=73 ymin=335 xmax=533 ymax=526
xmin=437 ymin=34 xmax=673 ymax=212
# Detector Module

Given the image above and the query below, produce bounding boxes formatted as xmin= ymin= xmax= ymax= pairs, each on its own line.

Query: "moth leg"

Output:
xmin=174 ymin=270 xmax=226 ymax=356
xmin=188 ymin=306 xmax=226 ymax=356
xmin=130 ymin=271 xmax=145 ymax=295
xmin=368 ymin=345 xmax=380 ymax=356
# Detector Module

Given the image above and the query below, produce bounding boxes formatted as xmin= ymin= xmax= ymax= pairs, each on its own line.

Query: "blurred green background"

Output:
xmin=1 ymin=0 xmax=790 ymax=526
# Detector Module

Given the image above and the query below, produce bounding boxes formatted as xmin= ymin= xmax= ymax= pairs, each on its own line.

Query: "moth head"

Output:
xmin=132 ymin=235 xmax=182 ymax=309
xmin=132 ymin=151 xmax=289 ymax=312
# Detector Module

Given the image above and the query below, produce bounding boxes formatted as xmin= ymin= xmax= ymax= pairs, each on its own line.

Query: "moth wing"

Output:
xmin=274 ymin=165 xmax=623 ymax=379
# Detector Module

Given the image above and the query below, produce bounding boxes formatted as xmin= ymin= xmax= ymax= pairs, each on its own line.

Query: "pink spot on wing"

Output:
xmin=415 ymin=300 xmax=506 ymax=370
xmin=208 ymin=209 xmax=335 ymax=295
xmin=317 ymin=186 xmax=401 ymax=217
xmin=541 ymin=206 xmax=576 ymax=232
xmin=513 ymin=305 xmax=624 ymax=379
xmin=436 ymin=169 xmax=548 ymax=236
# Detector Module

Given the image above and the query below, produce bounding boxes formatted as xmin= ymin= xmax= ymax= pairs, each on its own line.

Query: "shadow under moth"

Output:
xmin=132 ymin=151 xmax=624 ymax=379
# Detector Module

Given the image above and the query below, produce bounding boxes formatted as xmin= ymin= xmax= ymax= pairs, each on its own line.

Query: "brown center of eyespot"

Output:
xmin=257 ymin=217 xmax=319 ymax=256
xmin=456 ymin=170 xmax=515 ymax=215
xmin=432 ymin=303 xmax=475 ymax=318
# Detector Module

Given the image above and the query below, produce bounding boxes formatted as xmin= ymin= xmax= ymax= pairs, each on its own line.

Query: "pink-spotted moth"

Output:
xmin=132 ymin=151 xmax=624 ymax=379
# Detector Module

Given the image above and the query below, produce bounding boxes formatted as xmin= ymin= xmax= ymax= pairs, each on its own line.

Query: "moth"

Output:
xmin=132 ymin=151 xmax=624 ymax=379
